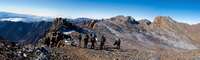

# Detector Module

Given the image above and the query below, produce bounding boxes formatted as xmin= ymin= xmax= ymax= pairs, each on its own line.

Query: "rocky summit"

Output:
xmin=1 ymin=16 xmax=200 ymax=60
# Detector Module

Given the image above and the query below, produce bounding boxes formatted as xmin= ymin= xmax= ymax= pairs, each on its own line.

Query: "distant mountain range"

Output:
xmin=0 ymin=12 xmax=53 ymax=43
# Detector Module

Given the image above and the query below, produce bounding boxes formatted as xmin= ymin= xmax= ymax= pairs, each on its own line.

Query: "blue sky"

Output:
xmin=0 ymin=0 xmax=200 ymax=24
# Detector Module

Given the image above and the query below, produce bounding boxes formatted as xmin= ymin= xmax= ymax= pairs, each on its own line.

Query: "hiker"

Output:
xmin=114 ymin=39 xmax=121 ymax=49
xmin=44 ymin=37 xmax=50 ymax=47
xmin=84 ymin=34 xmax=89 ymax=48
xmin=90 ymin=33 xmax=97 ymax=49
xmin=100 ymin=35 xmax=106 ymax=50
xmin=78 ymin=33 xmax=82 ymax=47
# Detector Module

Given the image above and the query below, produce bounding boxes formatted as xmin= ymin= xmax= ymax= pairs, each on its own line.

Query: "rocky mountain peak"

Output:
xmin=153 ymin=16 xmax=177 ymax=28
xmin=110 ymin=15 xmax=138 ymax=24
xmin=49 ymin=18 xmax=65 ymax=32
xmin=110 ymin=15 xmax=126 ymax=22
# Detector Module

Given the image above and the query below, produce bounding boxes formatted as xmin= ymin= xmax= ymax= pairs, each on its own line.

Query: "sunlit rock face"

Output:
xmin=153 ymin=16 xmax=177 ymax=28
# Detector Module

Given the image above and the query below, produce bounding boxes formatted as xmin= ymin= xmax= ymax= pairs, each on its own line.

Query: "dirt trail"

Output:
xmin=50 ymin=45 xmax=154 ymax=60
xmin=60 ymin=46 xmax=113 ymax=60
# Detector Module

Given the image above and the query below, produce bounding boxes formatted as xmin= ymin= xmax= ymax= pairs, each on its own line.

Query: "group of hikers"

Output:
xmin=78 ymin=32 xmax=121 ymax=50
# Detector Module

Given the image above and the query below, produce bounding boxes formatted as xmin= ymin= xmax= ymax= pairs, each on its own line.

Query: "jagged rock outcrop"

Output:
xmin=49 ymin=18 xmax=64 ymax=32
xmin=37 ymin=18 xmax=66 ymax=48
